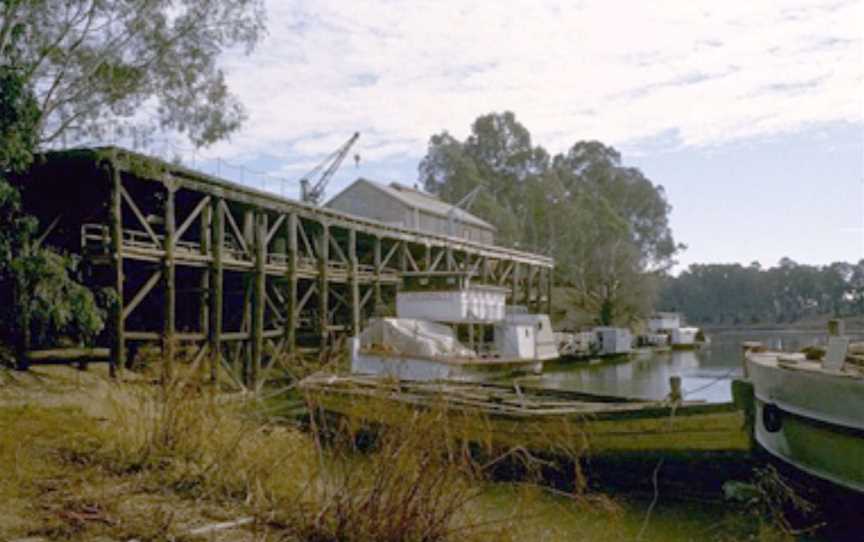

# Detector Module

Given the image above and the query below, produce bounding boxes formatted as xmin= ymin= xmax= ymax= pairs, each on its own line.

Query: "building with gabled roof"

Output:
xmin=326 ymin=179 xmax=496 ymax=245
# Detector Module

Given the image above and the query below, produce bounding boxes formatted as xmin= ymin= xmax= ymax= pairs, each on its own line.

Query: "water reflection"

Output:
xmin=526 ymin=329 xmax=864 ymax=403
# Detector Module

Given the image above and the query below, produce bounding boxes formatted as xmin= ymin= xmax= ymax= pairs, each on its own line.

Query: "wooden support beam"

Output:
xmin=349 ymin=228 xmax=360 ymax=335
xmin=199 ymin=202 xmax=212 ymax=335
xmin=374 ymin=236 xmax=383 ymax=312
xmin=109 ymin=160 xmax=124 ymax=376
xmin=381 ymin=240 xmax=400 ymax=270
xmin=34 ymin=214 xmax=62 ymax=249
xmin=251 ymin=212 xmax=267 ymax=388
xmin=120 ymin=186 xmax=161 ymax=247
xmin=162 ymin=179 xmax=176 ymax=380
xmin=429 ymin=249 xmax=445 ymax=273
xmin=241 ymin=210 xmax=254 ymax=382
xmin=297 ymin=282 xmax=316 ymax=313
xmin=359 ymin=286 xmax=374 ymax=311
xmin=284 ymin=213 xmax=298 ymax=358
xmin=297 ymin=219 xmax=315 ymax=259
xmin=329 ymin=231 xmax=349 ymax=264
xmin=403 ymin=243 xmax=419 ymax=272
xmin=209 ymin=197 xmax=224 ymax=384
xmin=265 ymin=214 xmax=286 ymax=245
xmin=522 ymin=265 xmax=533 ymax=308
xmin=174 ymin=195 xmax=211 ymax=245
xmin=511 ymin=262 xmax=520 ymax=305
xmin=220 ymin=200 xmax=250 ymax=256
xmin=318 ymin=223 xmax=330 ymax=354
xmin=122 ymin=269 xmax=162 ymax=321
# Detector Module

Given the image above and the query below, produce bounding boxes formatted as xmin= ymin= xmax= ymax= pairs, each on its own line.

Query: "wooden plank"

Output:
xmin=27 ymin=348 xmax=110 ymax=362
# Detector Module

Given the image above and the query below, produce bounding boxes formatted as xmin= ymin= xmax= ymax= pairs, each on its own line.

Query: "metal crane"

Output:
xmin=299 ymin=132 xmax=361 ymax=205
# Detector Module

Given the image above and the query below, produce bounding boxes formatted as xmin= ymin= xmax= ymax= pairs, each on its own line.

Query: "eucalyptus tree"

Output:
xmin=419 ymin=112 xmax=680 ymax=325
xmin=0 ymin=0 xmax=266 ymax=147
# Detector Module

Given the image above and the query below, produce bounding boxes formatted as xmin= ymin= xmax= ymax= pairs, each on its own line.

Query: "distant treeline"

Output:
xmin=658 ymin=259 xmax=864 ymax=325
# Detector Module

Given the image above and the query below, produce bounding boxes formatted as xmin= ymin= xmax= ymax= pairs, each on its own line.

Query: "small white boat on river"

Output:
xmin=746 ymin=323 xmax=864 ymax=492
xmin=350 ymin=271 xmax=558 ymax=382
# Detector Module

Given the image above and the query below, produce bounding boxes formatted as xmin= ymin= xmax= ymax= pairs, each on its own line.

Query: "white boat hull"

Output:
xmin=747 ymin=353 xmax=864 ymax=493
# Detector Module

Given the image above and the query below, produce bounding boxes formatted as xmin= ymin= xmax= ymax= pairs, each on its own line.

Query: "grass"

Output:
xmin=0 ymin=363 xmax=794 ymax=541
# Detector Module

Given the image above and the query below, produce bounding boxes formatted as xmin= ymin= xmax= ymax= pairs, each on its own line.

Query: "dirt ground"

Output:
xmin=0 ymin=366 xmax=278 ymax=542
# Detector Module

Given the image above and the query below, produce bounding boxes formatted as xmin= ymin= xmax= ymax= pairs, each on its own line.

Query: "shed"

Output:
xmin=648 ymin=312 xmax=681 ymax=332
xmin=326 ymin=179 xmax=496 ymax=244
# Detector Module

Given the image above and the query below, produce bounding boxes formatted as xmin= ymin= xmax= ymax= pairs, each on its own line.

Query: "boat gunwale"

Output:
xmin=299 ymin=375 xmax=741 ymax=422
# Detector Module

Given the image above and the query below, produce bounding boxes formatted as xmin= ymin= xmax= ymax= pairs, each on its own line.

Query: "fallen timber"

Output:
xmin=300 ymin=374 xmax=753 ymax=457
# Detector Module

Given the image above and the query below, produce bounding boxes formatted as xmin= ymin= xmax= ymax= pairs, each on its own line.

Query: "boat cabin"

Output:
xmin=595 ymin=327 xmax=633 ymax=355
xmin=397 ymin=271 xmax=507 ymax=324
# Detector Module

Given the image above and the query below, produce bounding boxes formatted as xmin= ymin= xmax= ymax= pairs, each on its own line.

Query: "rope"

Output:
xmin=682 ymin=366 xmax=740 ymax=398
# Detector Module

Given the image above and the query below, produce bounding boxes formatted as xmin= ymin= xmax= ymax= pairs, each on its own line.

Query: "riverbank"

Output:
xmin=0 ymin=365 xmax=787 ymax=541
xmin=702 ymin=316 xmax=864 ymax=334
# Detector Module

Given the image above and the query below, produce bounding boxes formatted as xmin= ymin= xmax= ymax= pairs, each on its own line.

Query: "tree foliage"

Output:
xmin=1 ymin=0 xmax=265 ymax=147
xmin=659 ymin=259 xmax=864 ymax=325
xmin=419 ymin=112 xmax=681 ymax=325
xmin=0 ymin=35 xmax=106 ymax=352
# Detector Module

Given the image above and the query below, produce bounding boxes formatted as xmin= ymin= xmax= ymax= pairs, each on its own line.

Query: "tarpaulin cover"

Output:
xmin=359 ymin=318 xmax=475 ymax=358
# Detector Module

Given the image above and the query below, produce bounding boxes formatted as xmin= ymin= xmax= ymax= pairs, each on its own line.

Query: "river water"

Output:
xmin=525 ymin=328 xmax=864 ymax=403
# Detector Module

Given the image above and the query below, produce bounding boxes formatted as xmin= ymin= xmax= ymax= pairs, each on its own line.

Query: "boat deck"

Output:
xmin=300 ymin=374 xmax=752 ymax=455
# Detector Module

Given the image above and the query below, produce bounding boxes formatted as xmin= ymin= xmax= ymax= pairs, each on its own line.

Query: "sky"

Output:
xmin=148 ymin=0 xmax=864 ymax=271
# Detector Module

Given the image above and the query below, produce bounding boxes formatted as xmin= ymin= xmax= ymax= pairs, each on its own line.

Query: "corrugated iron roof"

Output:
xmin=332 ymin=179 xmax=496 ymax=231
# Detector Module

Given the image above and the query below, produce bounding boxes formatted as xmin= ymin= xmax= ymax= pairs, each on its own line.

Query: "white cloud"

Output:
xmin=193 ymin=0 xmax=862 ymax=172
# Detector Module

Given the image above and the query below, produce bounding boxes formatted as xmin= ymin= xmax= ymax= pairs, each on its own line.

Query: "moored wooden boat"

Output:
xmin=300 ymin=373 xmax=752 ymax=457
xmin=747 ymin=346 xmax=864 ymax=493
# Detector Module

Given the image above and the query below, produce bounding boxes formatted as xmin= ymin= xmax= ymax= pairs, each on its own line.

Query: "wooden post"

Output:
xmin=251 ymin=212 xmax=266 ymax=388
xmin=522 ymin=265 xmax=533 ymax=308
xmin=209 ymin=198 xmax=224 ymax=384
xmin=348 ymin=228 xmax=360 ymax=336
xmin=199 ymin=202 xmax=212 ymax=337
xmin=533 ymin=267 xmax=544 ymax=313
xmin=284 ymin=213 xmax=298 ymax=359
xmin=241 ymin=209 xmax=254 ymax=383
xmin=318 ymin=223 xmax=330 ymax=354
xmin=373 ymin=236 xmax=382 ymax=314
xmin=109 ymin=159 xmax=125 ymax=376
xmin=511 ymin=263 xmax=520 ymax=307
xmin=163 ymin=179 xmax=176 ymax=380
